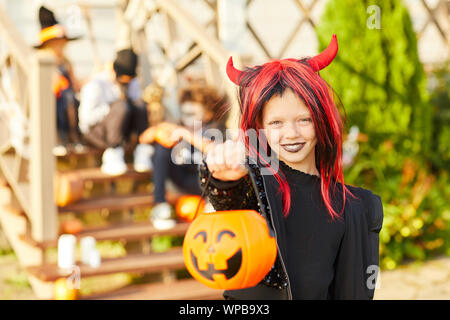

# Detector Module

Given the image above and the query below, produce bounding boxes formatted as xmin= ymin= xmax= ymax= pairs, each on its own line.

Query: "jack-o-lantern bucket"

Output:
xmin=183 ymin=209 xmax=277 ymax=290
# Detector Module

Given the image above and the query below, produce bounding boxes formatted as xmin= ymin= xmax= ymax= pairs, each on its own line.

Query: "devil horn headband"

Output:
xmin=226 ymin=34 xmax=338 ymax=85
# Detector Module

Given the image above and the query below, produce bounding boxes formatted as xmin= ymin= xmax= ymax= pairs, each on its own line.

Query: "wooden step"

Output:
xmin=55 ymin=146 xmax=103 ymax=158
xmin=58 ymin=165 xmax=151 ymax=184
xmin=19 ymin=221 xmax=190 ymax=249
xmin=58 ymin=191 xmax=180 ymax=213
xmin=82 ymin=278 xmax=223 ymax=300
xmin=55 ymin=145 xmax=138 ymax=159
xmin=26 ymin=248 xmax=186 ymax=282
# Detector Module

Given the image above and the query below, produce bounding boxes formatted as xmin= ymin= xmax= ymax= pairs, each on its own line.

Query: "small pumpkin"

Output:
xmin=54 ymin=172 xmax=84 ymax=207
xmin=60 ymin=218 xmax=83 ymax=235
xmin=175 ymin=195 xmax=205 ymax=222
xmin=183 ymin=210 xmax=277 ymax=290
xmin=54 ymin=277 xmax=78 ymax=300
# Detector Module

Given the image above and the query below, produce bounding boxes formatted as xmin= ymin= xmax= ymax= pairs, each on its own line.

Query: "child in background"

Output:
xmin=34 ymin=6 xmax=83 ymax=153
xmin=78 ymin=48 xmax=153 ymax=175
xmin=139 ymin=84 xmax=229 ymax=229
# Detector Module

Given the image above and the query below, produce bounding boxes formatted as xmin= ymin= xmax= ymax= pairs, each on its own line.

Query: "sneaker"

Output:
xmin=72 ymin=143 xmax=88 ymax=154
xmin=53 ymin=144 xmax=68 ymax=156
xmin=100 ymin=146 xmax=127 ymax=176
xmin=133 ymin=143 xmax=154 ymax=172
xmin=150 ymin=202 xmax=176 ymax=230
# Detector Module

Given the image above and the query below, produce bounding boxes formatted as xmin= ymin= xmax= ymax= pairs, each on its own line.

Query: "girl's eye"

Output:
xmin=269 ymin=120 xmax=282 ymax=125
xmin=300 ymin=118 xmax=312 ymax=123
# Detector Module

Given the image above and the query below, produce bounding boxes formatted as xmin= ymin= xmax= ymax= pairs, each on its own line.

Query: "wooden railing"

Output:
xmin=0 ymin=0 xmax=243 ymax=299
xmin=0 ymin=5 xmax=57 ymax=295
xmin=121 ymin=0 xmax=243 ymax=131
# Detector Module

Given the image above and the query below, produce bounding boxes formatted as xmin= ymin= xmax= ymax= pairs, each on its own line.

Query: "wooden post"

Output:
xmin=203 ymin=55 xmax=222 ymax=89
xmin=116 ymin=0 xmax=133 ymax=50
xmin=135 ymin=29 xmax=153 ymax=88
xmin=29 ymin=51 xmax=58 ymax=243
xmin=217 ymin=0 xmax=247 ymax=54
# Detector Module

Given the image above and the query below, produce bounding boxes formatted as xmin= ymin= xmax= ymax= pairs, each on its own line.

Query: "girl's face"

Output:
xmin=261 ymin=88 xmax=318 ymax=174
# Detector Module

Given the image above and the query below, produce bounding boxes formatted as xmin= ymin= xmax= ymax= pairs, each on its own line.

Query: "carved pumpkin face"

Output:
xmin=183 ymin=210 xmax=277 ymax=290
xmin=175 ymin=195 xmax=205 ymax=222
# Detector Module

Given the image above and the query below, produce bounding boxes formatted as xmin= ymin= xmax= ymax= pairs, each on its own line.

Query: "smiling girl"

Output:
xmin=199 ymin=35 xmax=384 ymax=300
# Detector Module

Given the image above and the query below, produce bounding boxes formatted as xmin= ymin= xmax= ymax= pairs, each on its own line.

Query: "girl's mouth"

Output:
xmin=281 ymin=142 xmax=306 ymax=153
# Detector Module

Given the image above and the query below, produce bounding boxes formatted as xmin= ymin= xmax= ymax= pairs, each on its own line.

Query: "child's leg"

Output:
xmin=168 ymin=163 xmax=202 ymax=196
xmin=151 ymin=142 xmax=172 ymax=204
xmin=82 ymin=122 xmax=107 ymax=150
xmin=104 ymin=99 xmax=129 ymax=148
xmin=122 ymin=100 xmax=149 ymax=141
xmin=82 ymin=99 xmax=128 ymax=150
xmin=129 ymin=101 xmax=149 ymax=137
xmin=99 ymin=99 xmax=129 ymax=175
xmin=67 ymin=102 xmax=79 ymax=143
xmin=56 ymin=95 xmax=69 ymax=145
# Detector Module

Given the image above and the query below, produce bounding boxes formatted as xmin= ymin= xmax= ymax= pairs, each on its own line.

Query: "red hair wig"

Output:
xmin=228 ymin=35 xmax=356 ymax=219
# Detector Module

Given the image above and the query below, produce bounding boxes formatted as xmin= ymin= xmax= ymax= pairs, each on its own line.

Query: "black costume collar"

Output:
xmin=278 ymin=160 xmax=321 ymax=183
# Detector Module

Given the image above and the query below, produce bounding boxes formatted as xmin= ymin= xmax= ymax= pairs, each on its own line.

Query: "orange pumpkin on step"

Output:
xmin=183 ymin=210 xmax=277 ymax=290
xmin=60 ymin=218 xmax=83 ymax=235
xmin=54 ymin=172 xmax=84 ymax=207
xmin=54 ymin=277 xmax=78 ymax=300
xmin=175 ymin=195 xmax=205 ymax=222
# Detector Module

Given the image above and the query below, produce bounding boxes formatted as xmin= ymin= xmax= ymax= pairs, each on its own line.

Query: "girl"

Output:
xmin=199 ymin=35 xmax=384 ymax=300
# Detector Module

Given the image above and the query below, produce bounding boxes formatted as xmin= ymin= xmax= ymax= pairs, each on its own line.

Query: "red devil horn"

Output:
xmin=226 ymin=56 xmax=243 ymax=85
xmin=308 ymin=34 xmax=338 ymax=72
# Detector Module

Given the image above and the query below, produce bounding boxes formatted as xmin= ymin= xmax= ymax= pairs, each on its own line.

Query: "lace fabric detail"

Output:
xmin=278 ymin=160 xmax=321 ymax=180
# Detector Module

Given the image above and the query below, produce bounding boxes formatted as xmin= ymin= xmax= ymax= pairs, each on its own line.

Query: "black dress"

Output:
xmin=198 ymin=158 xmax=384 ymax=300
xmin=280 ymin=160 xmax=345 ymax=299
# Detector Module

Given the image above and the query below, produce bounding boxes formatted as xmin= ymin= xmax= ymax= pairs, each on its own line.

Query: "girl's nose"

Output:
xmin=283 ymin=121 xmax=300 ymax=139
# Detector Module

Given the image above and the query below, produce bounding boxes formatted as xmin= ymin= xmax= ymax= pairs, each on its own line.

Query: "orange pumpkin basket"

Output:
xmin=182 ymin=163 xmax=277 ymax=290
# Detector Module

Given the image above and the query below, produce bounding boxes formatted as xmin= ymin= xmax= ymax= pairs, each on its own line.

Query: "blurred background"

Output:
xmin=0 ymin=0 xmax=448 ymax=300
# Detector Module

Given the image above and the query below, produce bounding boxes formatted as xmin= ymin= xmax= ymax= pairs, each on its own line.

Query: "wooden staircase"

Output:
xmin=18 ymin=150 xmax=222 ymax=300
xmin=0 ymin=0 xmax=240 ymax=300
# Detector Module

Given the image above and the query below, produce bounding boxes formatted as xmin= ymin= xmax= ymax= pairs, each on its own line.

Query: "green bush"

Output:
xmin=428 ymin=62 xmax=450 ymax=171
xmin=316 ymin=0 xmax=449 ymax=269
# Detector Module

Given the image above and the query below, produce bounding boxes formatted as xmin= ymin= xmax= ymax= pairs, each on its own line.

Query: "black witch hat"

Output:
xmin=34 ymin=6 xmax=81 ymax=49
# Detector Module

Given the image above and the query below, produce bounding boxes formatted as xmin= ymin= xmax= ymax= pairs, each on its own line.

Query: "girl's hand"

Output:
xmin=205 ymin=140 xmax=248 ymax=181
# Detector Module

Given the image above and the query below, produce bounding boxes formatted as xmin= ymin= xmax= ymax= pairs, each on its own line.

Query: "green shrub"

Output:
xmin=316 ymin=0 xmax=449 ymax=269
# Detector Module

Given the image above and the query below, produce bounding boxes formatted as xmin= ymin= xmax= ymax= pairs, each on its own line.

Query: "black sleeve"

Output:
xmin=198 ymin=160 xmax=259 ymax=212
xmin=331 ymin=189 xmax=384 ymax=300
